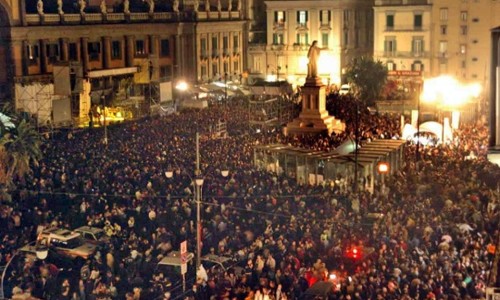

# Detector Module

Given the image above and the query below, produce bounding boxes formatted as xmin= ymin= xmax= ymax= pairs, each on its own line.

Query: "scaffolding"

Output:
xmin=248 ymin=95 xmax=297 ymax=130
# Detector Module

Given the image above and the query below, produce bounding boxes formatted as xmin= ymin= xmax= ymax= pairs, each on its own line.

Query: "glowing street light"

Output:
xmin=175 ymin=80 xmax=188 ymax=91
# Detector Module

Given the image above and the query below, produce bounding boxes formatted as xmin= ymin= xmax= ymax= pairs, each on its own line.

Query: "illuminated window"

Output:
xmin=274 ymin=11 xmax=285 ymax=25
xmin=297 ymin=10 xmax=308 ymax=26
xmin=320 ymin=10 xmax=331 ymax=25
xmin=440 ymin=8 xmax=448 ymax=21
xmin=460 ymin=11 xmax=467 ymax=21
xmin=460 ymin=44 xmax=466 ymax=54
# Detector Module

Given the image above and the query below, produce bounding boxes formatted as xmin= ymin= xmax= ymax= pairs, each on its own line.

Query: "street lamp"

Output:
xmin=164 ymin=132 xmax=229 ymax=272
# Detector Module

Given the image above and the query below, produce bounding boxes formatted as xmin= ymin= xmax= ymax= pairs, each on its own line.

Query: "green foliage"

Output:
xmin=345 ymin=57 xmax=388 ymax=106
xmin=0 ymin=108 xmax=43 ymax=189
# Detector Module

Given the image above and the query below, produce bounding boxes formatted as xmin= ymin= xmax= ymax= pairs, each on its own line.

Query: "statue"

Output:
xmin=37 ymin=0 xmax=44 ymax=15
xmin=193 ymin=0 xmax=199 ymax=12
xmin=79 ymin=0 xmax=86 ymax=14
xmin=217 ymin=0 xmax=221 ymax=12
xmin=57 ymin=0 xmax=63 ymax=14
xmin=123 ymin=0 xmax=130 ymax=14
xmin=147 ymin=0 xmax=155 ymax=13
xmin=173 ymin=0 xmax=179 ymax=13
xmin=100 ymin=0 xmax=107 ymax=14
xmin=227 ymin=0 xmax=232 ymax=11
xmin=205 ymin=0 xmax=210 ymax=12
xmin=236 ymin=0 xmax=241 ymax=12
xmin=307 ymin=41 xmax=320 ymax=78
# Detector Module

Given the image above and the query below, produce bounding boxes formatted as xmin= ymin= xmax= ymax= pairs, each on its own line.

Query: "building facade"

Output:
xmin=373 ymin=0 xmax=431 ymax=77
xmin=0 ymin=0 xmax=247 ymax=126
xmin=248 ymin=0 xmax=374 ymax=88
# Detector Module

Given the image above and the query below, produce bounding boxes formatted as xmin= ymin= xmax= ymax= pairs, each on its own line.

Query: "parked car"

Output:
xmin=74 ymin=226 xmax=109 ymax=246
xmin=20 ymin=227 xmax=97 ymax=261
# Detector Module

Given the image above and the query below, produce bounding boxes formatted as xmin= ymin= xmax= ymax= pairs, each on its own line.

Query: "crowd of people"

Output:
xmin=0 ymin=97 xmax=499 ymax=300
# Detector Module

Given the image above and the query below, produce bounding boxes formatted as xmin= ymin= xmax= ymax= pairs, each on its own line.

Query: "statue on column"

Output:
xmin=236 ymin=0 xmax=241 ymax=12
xmin=147 ymin=0 xmax=155 ymax=14
xmin=205 ymin=0 xmax=210 ymax=12
xmin=173 ymin=0 xmax=179 ymax=13
xmin=307 ymin=41 xmax=321 ymax=78
xmin=37 ymin=0 xmax=44 ymax=15
xmin=227 ymin=0 xmax=232 ymax=11
xmin=217 ymin=0 xmax=221 ymax=12
xmin=123 ymin=0 xmax=130 ymax=14
xmin=100 ymin=0 xmax=107 ymax=14
xmin=57 ymin=0 xmax=63 ymax=14
xmin=79 ymin=0 xmax=86 ymax=14
xmin=193 ymin=0 xmax=199 ymax=12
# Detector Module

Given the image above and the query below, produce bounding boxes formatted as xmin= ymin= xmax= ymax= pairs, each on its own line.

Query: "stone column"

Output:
xmin=125 ymin=35 xmax=135 ymax=67
xmin=40 ymin=39 xmax=48 ymax=74
xmin=60 ymin=38 xmax=69 ymax=61
xmin=81 ymin=37 xmax=89 ymax=73
xmin=102 ymin=36 xmax=111 ymax=69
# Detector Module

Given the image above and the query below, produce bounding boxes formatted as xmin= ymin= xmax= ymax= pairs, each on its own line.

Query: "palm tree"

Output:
xmin=0 ymin=118 xmax=43 ymax=189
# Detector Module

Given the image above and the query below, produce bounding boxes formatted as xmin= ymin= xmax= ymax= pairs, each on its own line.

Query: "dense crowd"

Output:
xmin=0 ymin=98 xmax=499 ymax=300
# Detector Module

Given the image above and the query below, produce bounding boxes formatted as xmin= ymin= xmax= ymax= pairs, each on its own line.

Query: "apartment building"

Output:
xmin=248 ymin=0 xmax=374 ymax=87
xmin=373 ymin=0 xmax=432 ymax=77
xmin=0 ymin=0 xmax=246 ymax=126
xmin=431 ymin=0 xmax=500 ymax=84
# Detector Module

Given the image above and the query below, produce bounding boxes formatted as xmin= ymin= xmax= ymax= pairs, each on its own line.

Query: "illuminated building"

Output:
xmin=0 ymin=0 xmax=247 ymax=126
xmin=247 ymin=0 xmax=374 ymax=88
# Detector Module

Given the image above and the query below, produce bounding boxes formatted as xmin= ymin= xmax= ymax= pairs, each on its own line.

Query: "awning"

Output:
xmin=88 ymin=67 xmax=138 ymax=78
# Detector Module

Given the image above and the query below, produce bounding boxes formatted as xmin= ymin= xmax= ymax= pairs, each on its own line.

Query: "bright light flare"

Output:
xmin=175 ymin=81 xmax=188 ymax=91
xmin=298 ymin=56 xmax=309 ymax=73
xmin=422 ymin=76 xmax=482 ymax=107
xmin=266 ymin=74 xmax=277 ymax=82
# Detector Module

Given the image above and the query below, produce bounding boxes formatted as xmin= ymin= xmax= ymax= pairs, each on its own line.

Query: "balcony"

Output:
xmin=375 ymin=0 xmax=430 ymax=5
xmin=376 ymin=51 xmax=430 ymax=58
xmin=385 ymin=25 xmax=428 ymax=32
xmin=296 ymin=22 xmax=309 ymax=31
xmin=273 ymin=22 xmax=285 ymax=30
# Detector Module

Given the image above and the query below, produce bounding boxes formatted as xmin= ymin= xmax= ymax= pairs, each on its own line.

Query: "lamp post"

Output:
xmin=377 ymin=161 xmax=390 ymax=189
xmin=165 ymin=132 xmax=229 ymax=273
xmin=224 ymin=72 xmax=228 ymax=106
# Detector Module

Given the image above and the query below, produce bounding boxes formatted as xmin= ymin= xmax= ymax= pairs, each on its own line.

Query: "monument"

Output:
xmin=286 ymin=41 xmax=345 ymax=135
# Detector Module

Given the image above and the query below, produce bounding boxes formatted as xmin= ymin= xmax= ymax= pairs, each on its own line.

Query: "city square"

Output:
xmin=0 ymin=0 xmax=500 ymax=300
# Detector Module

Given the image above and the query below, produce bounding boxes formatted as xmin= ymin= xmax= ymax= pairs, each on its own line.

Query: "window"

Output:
xmin=461 ymin=25 xmax=467 ymax=35
xmin=472 ymin=57 xmax=478 ymax=62
xmin=386 ymin=14 xmax=394 ymax=29
xmin=461 ymin=60 xmax=466 ymax=68
xmin=69 ymin=43 xmax=78 ymax=61
xmin=414 ymin=14 xmax=422 ymax=29
xmin=160 ymin=39 xmax=170 ymax=57
xmin=200 ymin=38 xmax=207 ymax=57
xmin=439 ymin=62 xmax=447 ymax=74
xmin=440 ymin=8 xmax=448 ymax=21
xmin=223 ymin=36 xmax=229 ymax=55
xmin=212 ymin=62 xmax=218 ymax=76
xmin=472 ymin=18 xmax=479 ymax=22
xmin=159 ymin=65 xmax=172 ymax=80
xmin=320 ymin=10 xmax=331 ymax=25
xmin=273 ymin=33 xmax=284 ymax=45
xmin=322 ymin=33 xmax=329 ymax=48
xmin=26 ymin=44 xmax=39 ymax=64
xmin=46 ymin=43 xmax=59 ymax=63
xmin=135 ymin=40 xmax=146 ymax=56
xmin=343 ymin=30 xmax=348 ymax=46
xmin=440 ymin=25 xmax=447 ymax=35
xmin=384 ymin=37 xmax=396 ymax=55
xmin=439 ymin=41 xmax=448 ymax=57
xmin=201 ymin=65 xmax=207 ymax=78
xmin=223 ymin=62 xmax=228 ymax=74
xmin=233 ymin=61 xmax=239 ymax=72
xmin=111 ymin=41 xmax=121 ymax=59
xmin=343 ymin=10 xmax=349 ymax=24
xmin=297 ymin=10 xmax=308 ymax=26
xmin=233 ymin=35 xmax=239 ymax=49
xmin=211 ymin=37 xmax=218 ymax=56
xmin=412 ymin=38 xmax=424 ymax=56
xmin=274 ymin=11 xmax=285 ymax=25
xmin=460 ymin=44 xmax=466 ymax=54
xmin=88 ymin=42 xmax=100 ymax=61
xmin=412 ymin=61 xmax=423 ymax=71
xmin=460 ymin=11 xmax=467 ymax=21
xmin=386 ymin=61 xmax=395 ymax=71
xmin=296 ymin=33 xmax=308 ymax=45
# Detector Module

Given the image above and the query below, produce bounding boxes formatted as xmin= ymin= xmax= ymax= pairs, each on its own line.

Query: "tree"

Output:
xmin=345 ymin=57 xmax=388 ymax=106
xmin=0 ymin=111 xmax=43 ymax=189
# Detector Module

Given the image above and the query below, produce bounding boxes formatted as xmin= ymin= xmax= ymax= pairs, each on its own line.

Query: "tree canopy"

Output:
xmin=345 ymin=57 xmax=388 ymax=106
xmin=0 ymin=105 xmax=43 ymax=190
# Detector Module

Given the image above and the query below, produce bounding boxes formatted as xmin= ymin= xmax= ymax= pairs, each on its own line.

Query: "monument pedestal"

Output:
xmin=286 ymin=78 xmax=345 ymax=135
